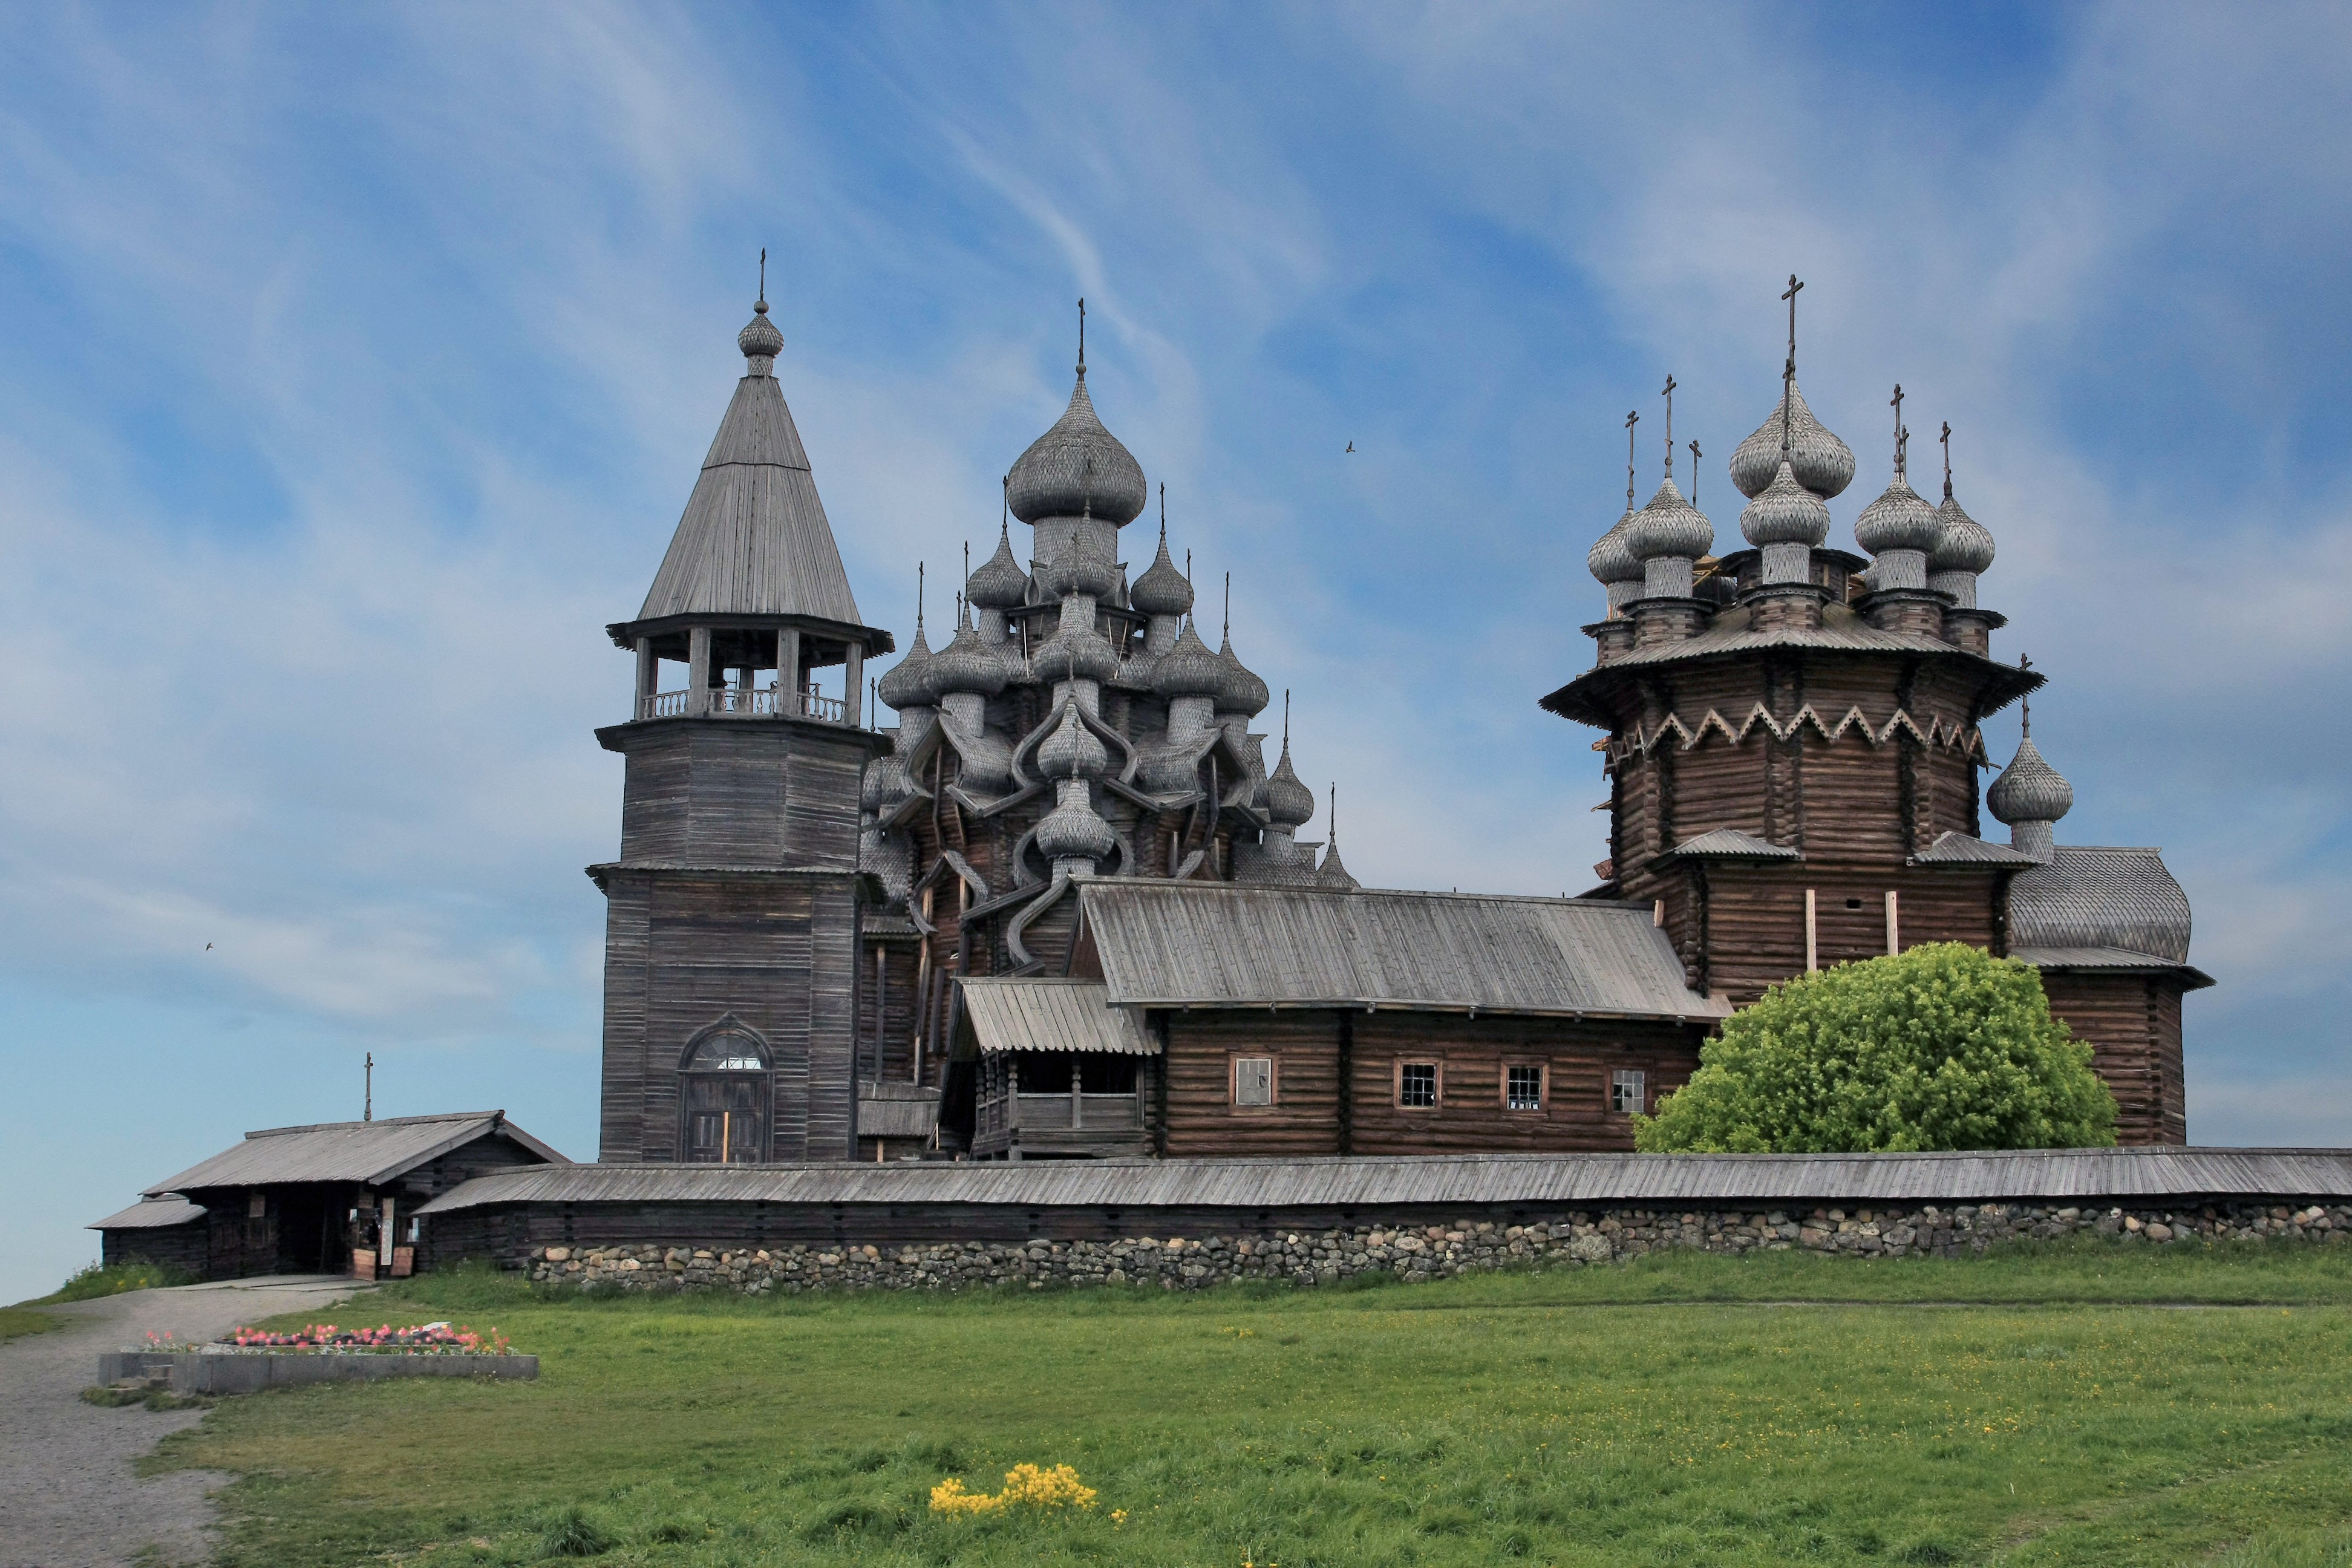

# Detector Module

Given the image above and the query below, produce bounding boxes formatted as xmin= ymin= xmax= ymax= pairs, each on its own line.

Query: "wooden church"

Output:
xmin=590 ymin=282 xmax=2204 ymax=1166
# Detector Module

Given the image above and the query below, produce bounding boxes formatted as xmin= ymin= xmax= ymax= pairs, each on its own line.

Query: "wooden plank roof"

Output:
xmin=2011 ymin=846 xmax=2194 ymax=964
xmin=959 ymin=978 xmax=1158 ymax=1054
xmin=143 ymin=1111 xmax=566 ymax=1195
xmin=629 ymin=367 xmax=872 ymax=633
xmin=414 ymin=1146 xmax=2352 ymax=1217
xmin=1076 ymin=879 xmax=1728 ymax=1021
xmin=87 ymin=1195 xmax=207 ymax=1230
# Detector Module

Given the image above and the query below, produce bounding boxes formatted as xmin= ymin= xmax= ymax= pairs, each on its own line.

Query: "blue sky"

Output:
xmin=2 ymin=4 xmax=2347 ymax=1300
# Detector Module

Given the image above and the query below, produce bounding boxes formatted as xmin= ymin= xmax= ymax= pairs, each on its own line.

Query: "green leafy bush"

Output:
xmin=44 ymin=1259 xmax=194 ymax=1303
xmin=1636 ymin=942 xmax=2117 ymax=1152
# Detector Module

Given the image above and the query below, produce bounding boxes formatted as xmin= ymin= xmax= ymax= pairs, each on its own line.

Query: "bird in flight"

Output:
xmin=1345 ymin=441 xmax=1355 ymax=453
xmin=204 ymin=942 xmax=213 ymax=951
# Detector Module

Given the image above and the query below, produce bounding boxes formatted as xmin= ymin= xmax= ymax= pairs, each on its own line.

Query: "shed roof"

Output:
xmin=415 ymin=1146 xmax=2352 ymax=1217
xmin=2011 ymin=846 xmax=2194 ymax=965
xmin=1910 ymin=831 xmax=2043 ymax=867
xmin=143 ymin=1111 xmax=566 ymax=1196
xmin=855 ymin=1083 xmax=942 ymax=1139
xmin=1077 ymin=879 xmax=1728 ymax=1021
xmin=960 ymin=978 xmax=1158 ymax=1054
xmin=87 ymin=1195 xmax=207 ymax=1231
xmin=1664 ymin=828 xmax=1800 ymax=861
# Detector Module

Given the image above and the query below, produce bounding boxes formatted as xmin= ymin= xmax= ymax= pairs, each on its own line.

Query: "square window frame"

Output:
xmin=1609 ymin=1067 xmax=1649 ymax=1116
xmin=1502 ymin=1060 xmax=1549 ymax=1114
xmin=1229 ymin=1053 xmax=1280 ymax=1111
xmin=1394 ymin=1057 xmax=1443 ymax=1111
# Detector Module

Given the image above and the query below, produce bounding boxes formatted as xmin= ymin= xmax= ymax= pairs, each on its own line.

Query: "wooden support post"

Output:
xmin=777 ymin=627 xmax=801 ymax=713
xmin=377 ymin=1195 xmax=395 ymax=1268
xmin=1885 ymin=889 xmax=1900 ymax=955
xmin=1804 ymin=888 xmax=1818 ymax=972
xmin=844 ymin=640 xmax=864 ymax=727
xmin=688 ymin=626 xmax=711 ymax=716
xmin=635 ymin=637 xmax=657 ymax=717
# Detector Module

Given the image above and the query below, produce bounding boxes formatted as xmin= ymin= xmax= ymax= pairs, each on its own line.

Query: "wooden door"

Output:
xmin=683 ymin=1076 xmax=768 ymax=1163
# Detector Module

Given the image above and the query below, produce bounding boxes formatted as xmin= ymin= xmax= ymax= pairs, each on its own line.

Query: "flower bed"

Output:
xmin=145 ymin=1321 xmax=512 ymax=1355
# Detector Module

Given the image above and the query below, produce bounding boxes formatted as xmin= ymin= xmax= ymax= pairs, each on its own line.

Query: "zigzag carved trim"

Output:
xmin=1609 ymin=706 xmax=1982 ymax=762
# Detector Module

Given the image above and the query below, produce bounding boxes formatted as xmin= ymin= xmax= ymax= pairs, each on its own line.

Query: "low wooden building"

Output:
xmin=947 ymin=880 xmax=1729 ymax=1158
xmin=99 ymin=1111 xmax=566 ymax=1281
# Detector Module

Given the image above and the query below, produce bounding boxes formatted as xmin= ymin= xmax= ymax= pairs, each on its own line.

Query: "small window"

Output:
xmin=1611 ymin=1069 xmax=1647 ymax=1114
xmin=687 ymin=1032 xmax=768 ymax=1072
xmin=1506 ymin=1064 xmax=1544 ymax=1111
xmin=1399 ymin=1062 xmax=1439 ymax=1109
xmin=1233 ymin=1057 xmax=1274 ymax=1107
xmin=1846 ymin=897 xmax=1863 ymax=910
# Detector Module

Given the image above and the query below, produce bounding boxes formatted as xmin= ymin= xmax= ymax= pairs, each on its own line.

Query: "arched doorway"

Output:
xmin=679 ymin=1022 xmax=771 ymax=1163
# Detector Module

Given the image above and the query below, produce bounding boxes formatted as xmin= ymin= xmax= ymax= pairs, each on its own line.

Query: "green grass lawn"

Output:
xmin=149 ymin=1244 xmax=2352 ymax=1567
xmin=0 ymin=1302 xmax=65 ymax=1343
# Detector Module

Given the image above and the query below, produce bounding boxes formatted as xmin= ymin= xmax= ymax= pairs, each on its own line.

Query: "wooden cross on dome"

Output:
xmin=1624 ymin=408 xmax=1639 ymax=505
xmin=1780 ymin=273 xmax=1803 ymax=450
xmin=1890 ymin=384 xmax=1909 ymax=477
xmin=1661 ymin=374 xmax=1677 ymax=475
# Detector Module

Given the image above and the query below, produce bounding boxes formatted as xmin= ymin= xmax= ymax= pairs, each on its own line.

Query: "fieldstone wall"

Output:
xmin=517 ymin=1200 xmax=2348 ymax=1295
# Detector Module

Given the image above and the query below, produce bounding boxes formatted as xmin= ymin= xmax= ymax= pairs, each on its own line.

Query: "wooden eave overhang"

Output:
xmin=1540 ymin=624 xmax=2043 ymax=731
xmin=606 ymin=611 xmax=896 ymax=658
xmin=595 ymin=713 xmax=895 ymax=757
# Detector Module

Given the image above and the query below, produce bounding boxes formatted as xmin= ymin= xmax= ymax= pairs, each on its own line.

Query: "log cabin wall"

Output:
xmin=1155 ymin=1010 xmax=1705 ymax=1157
xmin=2038 ymin=972 xmax=2191 ymax=1146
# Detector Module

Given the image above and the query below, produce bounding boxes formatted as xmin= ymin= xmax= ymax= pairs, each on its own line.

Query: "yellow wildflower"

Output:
xmin=927 ymin=1463 xmax=1099 ymax=1516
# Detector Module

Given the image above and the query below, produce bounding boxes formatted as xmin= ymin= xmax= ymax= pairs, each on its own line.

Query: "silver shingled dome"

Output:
xmin=1587 ymin=506 xmax=1642 ymax=586
xmin=1214 ymin=630 xmax=1272 ymax=716
xmin=1263 ymin=740 xmax=1316 ymax=828
xmin=1129 ymin=527 xmax=1195 ymax=617
xmin=967 ymin=523 xmax=1030 ymax=610
xmin=1007 ymin=372 xmax=1148 ymax=526
xmin=1930 ymin=490 xmax=1996 ymax=575
xmin=1853 ymin=471 xmax=1942 ymax=557
xmin=1986 ymin=736 xmax=2074 ymax=826
xmin=1626 ymin=475 xmax=1714 ymax=563
xmin=874 ymin=621 xmax=939 ymax=710
xmin=1739 ymin=459 xmax=1832 ymax=548
xmin=1730 ymin=381 xmax=1855 ymax=500
xmin=1150 ymin=618 xmax=1225 ymax=698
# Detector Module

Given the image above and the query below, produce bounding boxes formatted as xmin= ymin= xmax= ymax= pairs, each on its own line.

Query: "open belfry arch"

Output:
xmin=1543 ymin=277 xmax=2207 ymax=1145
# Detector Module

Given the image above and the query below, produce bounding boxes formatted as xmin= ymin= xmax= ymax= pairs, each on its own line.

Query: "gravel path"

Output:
xmin=0 ymin=1276 xmax=370 ymax=1568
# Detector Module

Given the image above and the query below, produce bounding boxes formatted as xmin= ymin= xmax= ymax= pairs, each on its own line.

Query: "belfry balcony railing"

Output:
xmin=638 ymin=685 xmax=849 ymax=724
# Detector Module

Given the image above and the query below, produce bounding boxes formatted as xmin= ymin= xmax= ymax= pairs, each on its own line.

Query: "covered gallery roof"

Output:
xmin=1076 ymin=879 xmax=1728 ymax=1021
xmin=416 ymin=1145 xmax=2352 ymax=1217
xmin=143 ymin=1111 xmax=566 ymax=1196
xmin=960 ymin=978 xmax=1158 ymax=1054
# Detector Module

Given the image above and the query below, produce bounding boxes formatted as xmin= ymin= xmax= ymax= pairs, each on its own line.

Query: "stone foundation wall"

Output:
xmin=517 ymin=1200 xmax=2349 ymax=1295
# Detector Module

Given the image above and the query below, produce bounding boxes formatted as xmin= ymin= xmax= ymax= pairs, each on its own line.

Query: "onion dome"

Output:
xmin=1263 ymin=741 xmax=1316 ymax=828
xmin=1007 ymin=372 xmax=1147 ymax=526
xmin=1587 ymin=506 xmax=1641 ymax=587
xmin=1044 ymin=527 xmax=1120 ymax=601
xmin=1036 ymin=703 xmax=1109 ymax=780
xmin=1130 ymin=524 xmax=1194 ymax=617
xmin=967 ymin=522 xmax=1030 ymax=610
xmin=1930 ymin=489 xmax=1996 ymax=575
xmin=1214 ymin=631 xmax=1272 ymax=716
xmin=1986 ymin=736 xmax=2074 ymax=826
xmin=1031 ymin=619 xmax=1120 ymax=686
xmin=1852 ymin=470 xmax=1941 ymax=557
xmin=737 ymin=298 xmax=784 ymax=364
xmin=875 ymin=619 xmax=939 ymax=710
xmin=1739 ymin=459 xmax=1832 ymax=548
xmin=1730 ymin=382 xmax=1854 ymax=500
xmin=1035 ymin=791 xmax=1119 ymax=863
xmin=1626 ymin=475 xmax=1714 ymax=563
xmin=1151 ymin=618 xmax=1225 ymax=698
xmin=931 ymin=606 xmax=1010 ymax=697
xmin=861 ymin=751 xmax=910 ymax=814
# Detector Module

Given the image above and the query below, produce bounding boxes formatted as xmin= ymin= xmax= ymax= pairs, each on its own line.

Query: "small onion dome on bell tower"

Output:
xmin=1626 ymin=475 xmax=1713 ymax=599
xmin=1214 ymin=630 xmax=1272 ymax=717
xmin=737 ymin=298 xmax=785 ymax=370
xmin=931 ymin=603 xmax=1010 ymax=697
xmin=875 ymin=615 xmax=940 ymax=711
xmin=1131 ymin=523 xmax=1195 ymax=618
xmin=1987 ymin=718 xmax=2072 ymax=863
xmin=967 ymin=521 xmax=1030 ymax=611
xmin=1854 ymin=475 xmax=1940 ymax=595
xmin=1263 ymin=737 xmax=1316 ymax=828
xmin=1151 ymin=616 xmax=1226 ymax=698
xmin=1730 ymin=380 xmax=1854 ymax=500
